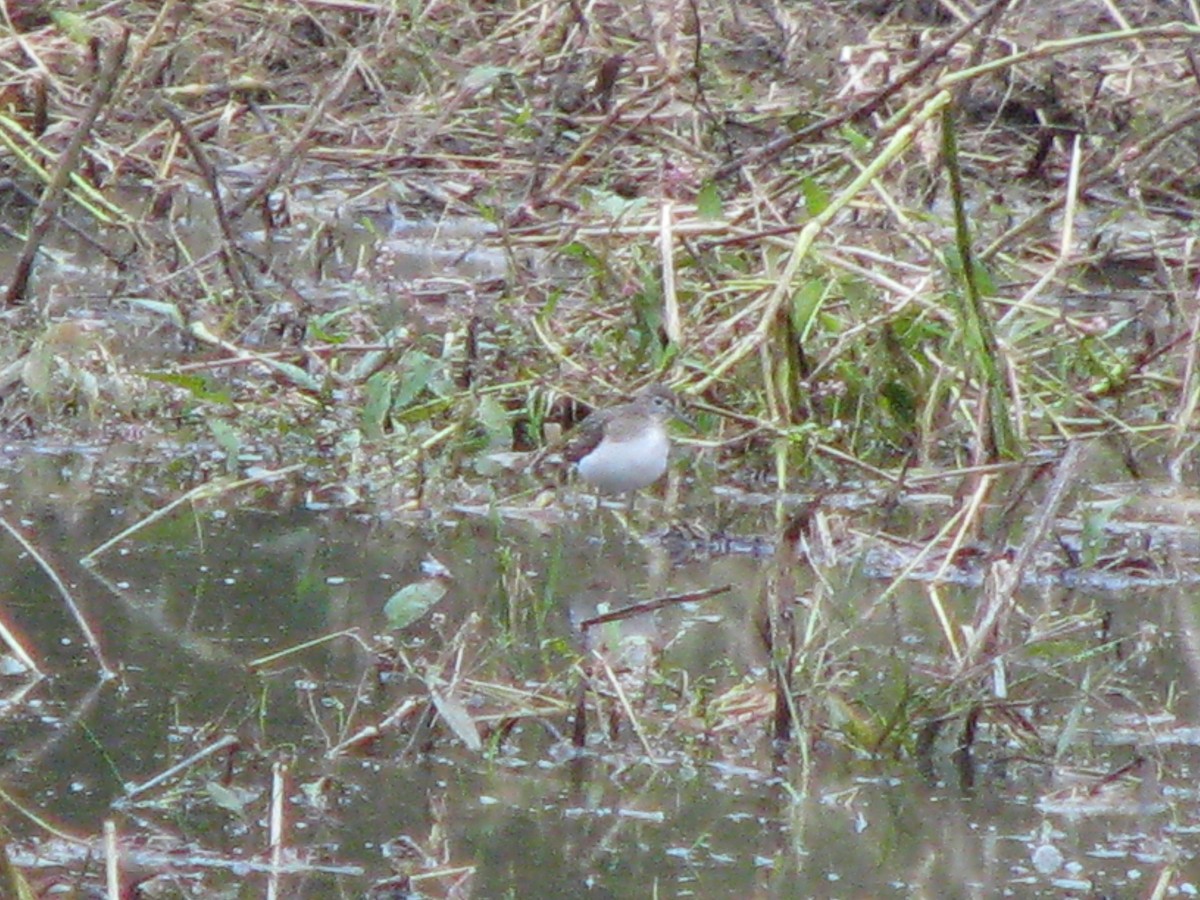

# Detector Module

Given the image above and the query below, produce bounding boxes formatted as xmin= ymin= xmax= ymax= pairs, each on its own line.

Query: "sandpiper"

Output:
xmin=564 ymin=385 xmax=692 ymax=494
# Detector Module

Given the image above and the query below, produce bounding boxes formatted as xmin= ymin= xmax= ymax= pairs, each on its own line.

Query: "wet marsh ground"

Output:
xmin=4 ymin=442 xmax=1199 ymax=896
xmin=3 ymin=0 xmax=1200 ymax=897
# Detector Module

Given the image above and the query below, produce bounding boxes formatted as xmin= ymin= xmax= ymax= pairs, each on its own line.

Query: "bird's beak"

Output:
xmin=672 ymin=406 xmax=697 ymax=431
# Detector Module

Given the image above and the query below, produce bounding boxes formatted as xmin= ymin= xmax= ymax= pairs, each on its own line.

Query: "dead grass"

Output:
xmin=0 ymin=2 xmax=1195 ymax=479
xmin=1 ymin=0 xmax=1198 ymax=894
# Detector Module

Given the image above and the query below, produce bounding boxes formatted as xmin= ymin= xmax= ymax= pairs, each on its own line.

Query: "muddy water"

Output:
xmin=0 ymin=447 xmax=1196 ymax=897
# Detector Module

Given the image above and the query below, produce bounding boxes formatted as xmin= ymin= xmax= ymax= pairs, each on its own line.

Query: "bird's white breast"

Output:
xmin=576 ymin=426 xmax=670 ymax=493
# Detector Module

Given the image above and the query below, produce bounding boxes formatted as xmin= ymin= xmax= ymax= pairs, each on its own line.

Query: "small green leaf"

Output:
xmin=785 ymin=111 xmax=820 ymax=132
xmin=260 ymin=358 xmax=321 ymax=392
xmin=476 ymin=395 xmax=511 ymax=449
xmin=539 ymin=288 xmax=565 ymax=318
xmin=559 ymin=243 xmax=600 ymax=267
xmin=207 ymin=419 xmax=241 ymax=474
xmin=143 ymin=371 xmax=234 ymax=404
xmin=880 ymin=381 xmax=917 ymax=427
xmin=970 ymin=260 xmax=996 ymax=297
xmin=790 ymin=279 xmax=827 ymax=338
xmin=463 ymin=65 xmax=511 ymax=90
xmin=583 ymin=187 xmax=646 ymax=219
xmin=696 ymin=180 xmax=723 ymax=220
xmin=394 ymin=351 xmax=438 ymax=409
xmin=840 ymin=125 xmax=869 ymax=152
xmin=942 ymin=247 xmax=964 ymax=277
xmin=206 ymin=781 xmax=251 ymax=815
xmin=308 ymin=308 xmax=353 ymax=343
xmin=384 ymin=579 xmax=447 ymax=630
xmin=50 ymin=11 xmax=92 ymax=43
xmin=800 ymin=177 xmax=829 ymax=216
xmin=362 ymin=372 xmax=396 ymax=438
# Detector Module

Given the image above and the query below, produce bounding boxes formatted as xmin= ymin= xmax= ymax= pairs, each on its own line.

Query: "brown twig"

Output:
xmin=226 ymin=51 xmax=361 ymax=221
xmin=4 ymin=30 xmax=129 ymax=307
xmin=579 ymin=584 xmax=732 ymax=629
xmin=155 ymin=98 xmax=256 ymax=301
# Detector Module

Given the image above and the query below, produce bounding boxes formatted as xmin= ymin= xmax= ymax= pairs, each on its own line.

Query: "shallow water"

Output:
xmin=1 ymin=447 xmax=1197 ymax=897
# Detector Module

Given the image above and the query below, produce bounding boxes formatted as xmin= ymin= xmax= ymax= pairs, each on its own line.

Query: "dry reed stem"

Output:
xmin=327 ymin=696 xmax=423 ymax=759
xmin=5 ymin=29 xmax=128 ymax=305
xmin=0 ymin=599 xmax=41 ymax=679
xmin=658 ymin=200 xmax=680 ymax=345
xmin=980 ymin=102 xmax=1200 ymax=261
xmin=82 ymin=465 xmax=304 ymax=564
xmin=696 ymin=89 xmax=952 ymax=393
xmin=267 ymin=761 xmax=287 ymax=900
xmin=1169 ymin=269 xmax=1200 ymax=459
xmin=227 ymin=51 xmax=363 ymax=221
xmin=122 ymin=733 xmax=241 ymax=800
xmin=157 ymin=99 xmax=258 ymax=299
xmin=249 ymin=628 xmax=371 ymax=671
xmin=104 ymin=819 xmax=119 ymax=900
xmin=579 ymin=583 xmax=731 ymax=628
xmin=592 ymin=649 xmax=655 ymax=761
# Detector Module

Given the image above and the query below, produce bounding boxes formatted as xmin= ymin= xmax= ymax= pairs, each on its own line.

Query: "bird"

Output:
xmin=563 ymin=385 xmax=692 ymax=494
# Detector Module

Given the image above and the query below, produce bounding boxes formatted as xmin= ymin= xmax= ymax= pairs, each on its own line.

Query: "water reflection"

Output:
xmin=0 ymin=451 xmax=1196 ymax=896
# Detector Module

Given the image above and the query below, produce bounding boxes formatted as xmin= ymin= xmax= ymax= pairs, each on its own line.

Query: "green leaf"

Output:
xmin=785 ymin=111 xmax=820 ymax=132
xmin=384 ymin=579 xmax=447 ymax=630
xmin=583 ymin=187 xmax=646 ymax=219
xmin=880 ymin=381 xmax=917 ymax=427
xmin=790 ymin=278 xmax=827 ymax=338
xmin=559 ymin=242 xmax=600 ymax=267
xmin=942 ymin=247 xmax=964 ymax=277
xmin=50 ymin=11 xmax=92 ymax=43
xmin=476 ymin=394 xmax=511 ymax=450
xmin=207 ymin=419 xmax=241 ymax=474
xmin=259 ymin=358 xmax=322 ymax=392
xmin=394 ymin=351 xmax=438 ymax=409
xmin=539 ymin=288 xmax=565 ymax=318
xmin=308 ymin=308 xmax=354 ymax=343
xmin=362 ymin=372 xmax=396 ymax=438
xmin=206 ymin=781 xmax=251 ymax=815
xmin=800 ymin=177 xmax=829 ymax=216
xmin=696 ymin=180 xmax=723 ymax=220
xmin=970 ymin=259 xmax=996 ymax=297
xmin=463 ymin=65 xmax=512 ymax=90
xmin=840 ymin=125 xmax=869 ymax=152
xmin=143 ymin=371 xmax=234 ymax=404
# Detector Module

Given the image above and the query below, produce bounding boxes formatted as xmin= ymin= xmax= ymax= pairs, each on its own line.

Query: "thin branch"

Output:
xmin=4 ymin=30 xmax=129 ymax=306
